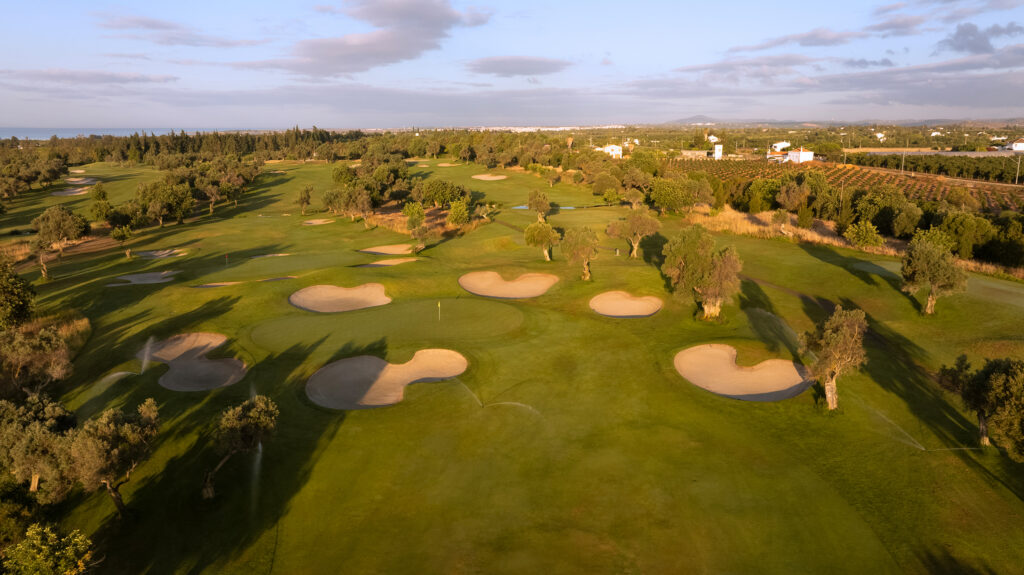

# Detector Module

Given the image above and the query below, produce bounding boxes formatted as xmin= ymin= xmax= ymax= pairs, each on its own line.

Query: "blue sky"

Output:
xmin=0 ymin=0 xmax=1021 ymax=129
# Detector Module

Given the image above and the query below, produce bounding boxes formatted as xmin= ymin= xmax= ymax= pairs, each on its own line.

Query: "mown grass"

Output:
xmin=12 ymin=161 xmax=1024 ymax=574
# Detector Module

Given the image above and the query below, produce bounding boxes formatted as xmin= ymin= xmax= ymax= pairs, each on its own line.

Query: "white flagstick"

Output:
xmin=437 ymin=301 xmax=441 ymax=321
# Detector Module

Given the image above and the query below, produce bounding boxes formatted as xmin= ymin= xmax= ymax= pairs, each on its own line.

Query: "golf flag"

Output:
xmin=437 ymin=301 xmax=441 ymax=321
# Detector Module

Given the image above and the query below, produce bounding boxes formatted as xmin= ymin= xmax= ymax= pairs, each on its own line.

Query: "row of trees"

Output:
xmin=846 ymin=153 xmax=1023 ymax=184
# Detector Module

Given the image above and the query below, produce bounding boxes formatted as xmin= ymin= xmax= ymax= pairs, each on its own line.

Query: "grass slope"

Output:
xmin=10 ymin=161 xmax=1023 ymax=574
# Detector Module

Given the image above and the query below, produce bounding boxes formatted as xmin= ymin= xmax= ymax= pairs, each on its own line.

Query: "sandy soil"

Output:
xmin=358 ymin=257 xmax=418 ymax=267
xmin=459 ymin=271 xmax=559 ymax=299
xmin=108 ymin=271 xmax=180 ymax=286
xmin=589 ymin=291 xmax=662 ymax=318
xmin=303 ymin=219 xmax=335 ymax=226
xmin=359 ymin=244 xmax=414 ymax=255
xmin=138 ymin=333 xmax=246 ymax=391
xmin=289 ymin=283 xmax=391 ymax=313
xmin=306 ymin=349 xmax=468 ymax=409
xmin=471 ymin=174 xmax=508 ymax=181
xmin=250 ymin=253 xmax=291 ymax=259
xmin=673 ymin=344 xmax=810 ymax=402
xmin=436 ymin=163 xmax=461 ymax=167
xmin=51 ymin=187 xmax=90 ymax=197
xmin=138 ymin=249 xmax=187 ymax=259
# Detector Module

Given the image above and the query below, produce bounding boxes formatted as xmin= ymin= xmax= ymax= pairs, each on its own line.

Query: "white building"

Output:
xmin=787 ymin=147 xmax=815 ymax=164
xmin=713 ymin=144 xmax=723 ymax=160
xmin=875 ymin=132 xmax=886 ymax=142
xmin=930 ymin=131 xmax=943 ymax=137
xmin=595 ymin=144 xmax=622 ymax=159
xmin=1012 ymin=138 xmax=1024 ymax=152
xmin=771 ymin=141 xmax=791 ymax=152
xmin=707 ymin=135 xmax=720 ymax=143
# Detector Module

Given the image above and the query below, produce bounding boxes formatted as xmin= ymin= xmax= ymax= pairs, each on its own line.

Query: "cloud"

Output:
xmin=240 ymin=0 xmax=489 ymax=76
xmin=864 ymin=14 xmax=926 ymax=36
xmin=675 ymin=54 xmax=821 ymax=84
xmin=103 ymin=53 xmax=153 ymax=61
xmin=729 ymin=28 xmax=864 ymax=52
xmin=919 ymin=0 xmax=1024 ymax=22
xmin=466 ymin=56 xmax=572 ymax=77
xmin=842 ymin=58 xmax=896 ymax=67
xmin=874 ymin=2 xmax=907 ymax=14
xmin=936 ymin=21 xmax=1023 ymax=53
xmin=0 ymin=69 xmax=178 ymax=85
xmin=97 ymin=14 xmax=263 ymax=47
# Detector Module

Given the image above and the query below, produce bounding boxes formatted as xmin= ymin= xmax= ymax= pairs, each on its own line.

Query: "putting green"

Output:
xmin=248 ymin=298 xmax=524 ymax=353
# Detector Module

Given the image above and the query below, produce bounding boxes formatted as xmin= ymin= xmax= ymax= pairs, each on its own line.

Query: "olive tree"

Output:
xmin=403 ymin=201 xmax=427 ymax=250
xmin=528 ymin=190 xmax=550 ymax=222
xmin=32 ymin=206 xmax=89 ymax=278
xmin=901 ymin=228 xmax=967 ymax=315
xmin=524 ymin=222 xmax=561 ymax=261
xmin=202 ymin=395 xmax=279 ymax=499
xmin=2 ymin=523 xmax=93 ymax=575
xmin=660 ymin=225 xmax=743 ymax=319
xmin=801 ymin=307 xmax=868 ymax=411
xmin=940 ymin=356 xmax=1024 ymax=456
xmin=606 ymin=209 xmax=660 ymax=259
xmin=623 ymin=187 xmax=646 ymax=210
xmin=0 ymin=260 xmax=34 ymax=331
xmin=562 ymin=227 xmax=600 ymax=280
xmin=843 ymin=220 xmax=884 ymax=248
xmin=0 ymin=396 xmax=75 ymax=503
xmin=70 ymin=399 xmax=159 ymax=516
xmin=296 ymin=185 xmax=313 ymax=215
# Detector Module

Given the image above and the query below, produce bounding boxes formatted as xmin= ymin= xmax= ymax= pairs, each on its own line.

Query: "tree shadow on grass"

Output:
xmin=841 ymin=297 xmax=1024 ymax=501
xmin=639 ymin=231 xmax=667 ymax=269
xmin=738 ymin=279 xmax=801 ymax=360
xmin=798 ymin=242 xmax=879 ymax=286
xmin=917 ymin=547 xmax=997 ymax=575
xmin=86 ymin=337 xmax=391 ymax=574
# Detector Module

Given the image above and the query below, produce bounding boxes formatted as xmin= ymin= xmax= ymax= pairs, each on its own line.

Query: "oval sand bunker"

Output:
xmin=589 ymin=291 xmax=662 ymax=318
xmin=674 ymin=344 xmax=810 ymax=402
xmin=459 ymin=271 xmax=559 ymax=299
xmin=138 ymin=333 xmax=246 ymax=391
xmin=359 ymin=244 xmax=414 ymax=255
xmin=471 ymin=174 xmax=508 ymax=181
xmin=306 ymin=349 xmax=468 ymax=409
xmin=289 ymin=283 xmax=391 ymax=312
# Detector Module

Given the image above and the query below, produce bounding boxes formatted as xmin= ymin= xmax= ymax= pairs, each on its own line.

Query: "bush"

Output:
xmin=844 ymin=220 xmax=884 ymax=248
xmin=797 ymin=204 xmax=814 ymax=229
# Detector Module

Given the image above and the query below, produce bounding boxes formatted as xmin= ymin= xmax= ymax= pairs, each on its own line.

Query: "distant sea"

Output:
xmin=0 ymin=128 xmax=201 ymax=139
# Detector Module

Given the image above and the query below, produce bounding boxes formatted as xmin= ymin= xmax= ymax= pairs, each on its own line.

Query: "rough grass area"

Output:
xmin=11 ymin=160 xmax=1024 ymax=574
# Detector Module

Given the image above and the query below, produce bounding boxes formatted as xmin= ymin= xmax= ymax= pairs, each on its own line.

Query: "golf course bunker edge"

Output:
xmin=306 ymin=349 xmax=469 ymax=409
xmin=674 ymin=344 xmax=811 ymax=402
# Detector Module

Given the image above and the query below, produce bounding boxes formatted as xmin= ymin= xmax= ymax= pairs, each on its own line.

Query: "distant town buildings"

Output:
xmin=595 ymin=144 xmax=622 ymax=159
xmin=771 ymin=141 xmax=791 ymax=152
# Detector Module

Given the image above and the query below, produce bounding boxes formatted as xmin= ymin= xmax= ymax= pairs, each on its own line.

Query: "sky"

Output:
xmin=0 ymin=0 xmax=1022 ymax=129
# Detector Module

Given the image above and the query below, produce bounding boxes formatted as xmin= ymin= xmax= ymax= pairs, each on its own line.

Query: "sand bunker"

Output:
xmin=471 ymin=174 xmax=508 ymax=181
xmin=673 ymin=344 xmax=810 ymax=402
xmin=359 ymin=244 xmax=414 ymax=255
xmin=138 ymin=333 xmax=246 ymax=391
xmin=589 ymin=291 xmax=663 ymax=318
xmin=251 ymin=253 xmax=291 ymax=259
xmin=138 ymin=249 xmax=187 ymax=259
xmin=289 ymin=283 xmax=391 ymax=313
xmin=65 ymin=177 xmax=97 ymax=185
xmin=436 ymin=163 xmax=461 ymax=167
xmin=107 ymin=271 xmax=180 ymax=286
xmin=51 ymin=187 xmax=90 ymax=196
xmin=306 ymin=349 xmax=468 ymax=409
xmin=303 ymin=219 xmax=335 ymax=226
xmin=70 ymin=169 xmax=85 ymax=174
xmin=459 ymin=271 xmax=559 ymax=299
xmin=193 ymin=282 xmax=242 ymax=288
xmin=358 ymin=257 xmax=418 ymax=268
xmin=416 ymin=163 xmax=430 ymax=168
